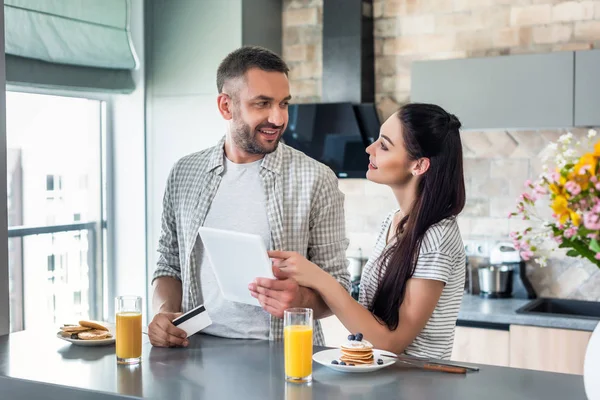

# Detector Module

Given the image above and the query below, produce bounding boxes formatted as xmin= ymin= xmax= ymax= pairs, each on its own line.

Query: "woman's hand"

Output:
xmin=267 ymin=250 xmax=324 ymax=289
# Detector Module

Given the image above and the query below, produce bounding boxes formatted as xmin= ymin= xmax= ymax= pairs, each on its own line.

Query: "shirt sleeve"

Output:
xmin=307 ymin=168 xmax=351 ymax=292
xmin=412 ymin=251 xmax=454 ymax=285
xmin=152 ymin=165 xmax=182 ymax=283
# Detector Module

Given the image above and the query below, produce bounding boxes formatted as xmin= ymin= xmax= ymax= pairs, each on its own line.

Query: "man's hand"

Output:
xmin=148 ymin=312 xmax=189 ymax=347
xmin=248 ymin=267 xmax=303 ymax=319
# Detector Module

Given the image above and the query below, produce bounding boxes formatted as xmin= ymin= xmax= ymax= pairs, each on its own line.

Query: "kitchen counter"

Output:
xmin=0 ymin=330 xmax=587 ymax=400
xmin=458 ymin=294 xmax=599 ymax=331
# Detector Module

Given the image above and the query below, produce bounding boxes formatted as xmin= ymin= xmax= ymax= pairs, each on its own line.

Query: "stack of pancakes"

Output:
xmin=59 ymin=320 xmax=112 ymax=340
xmin=340 ymin=340 xmax=374 ymax=365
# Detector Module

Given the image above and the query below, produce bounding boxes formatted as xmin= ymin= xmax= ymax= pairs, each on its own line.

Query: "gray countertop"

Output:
xmin=458 ymin=294 xmax=600 ymax=331
xmin=0 ymin=330 xmax=588 ymax=400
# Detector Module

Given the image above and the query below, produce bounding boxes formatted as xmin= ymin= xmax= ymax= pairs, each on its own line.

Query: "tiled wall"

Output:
xmin=282 ymin=0 xmax=600 ymax=300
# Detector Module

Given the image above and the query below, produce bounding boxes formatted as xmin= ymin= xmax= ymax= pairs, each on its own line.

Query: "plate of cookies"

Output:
xmin=56 ymin=320 xmax=115 ymax=346
xmin=313 ymin=333 xmax=396 ymax=373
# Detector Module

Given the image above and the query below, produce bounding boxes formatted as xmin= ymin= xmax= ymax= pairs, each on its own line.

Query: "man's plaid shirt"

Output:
xmin=152 ymin=136 xmax=350 ymax=345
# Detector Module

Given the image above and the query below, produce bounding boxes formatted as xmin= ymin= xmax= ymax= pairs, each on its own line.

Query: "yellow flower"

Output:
xmin=551 ymin=195 xmax=570 ymax=224
xmin=549 ymin=183 xmax=562 ymax=195
xmin=594 ymin=140 xmax=600 ymax=157
xmin=550 ymin=172 xmax=567 ymax=195
xmin=567 ymin=169 xmax=590 ymax=191
xmin=574 ymin=153 xmax=597 ymax=176
xmin=570 ymin=211 xmax=581 ymax=226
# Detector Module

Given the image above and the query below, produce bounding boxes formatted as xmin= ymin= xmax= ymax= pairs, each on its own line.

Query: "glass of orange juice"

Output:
xmin=116 ymin=295 xmax=142 ymax=365
xmin=284 ymin=308 xmax=313 ymax=383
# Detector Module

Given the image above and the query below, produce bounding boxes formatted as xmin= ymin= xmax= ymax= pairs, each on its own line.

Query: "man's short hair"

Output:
xmin=216 ymin=46 xmax=289 ymax=93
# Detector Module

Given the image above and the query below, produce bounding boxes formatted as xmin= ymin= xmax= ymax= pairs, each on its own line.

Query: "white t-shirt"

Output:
xmin=196 ymin=156 xmax=271 ymax=340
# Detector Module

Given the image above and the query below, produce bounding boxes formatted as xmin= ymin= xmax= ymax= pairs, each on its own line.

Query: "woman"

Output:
xmin=266 ymin=103 xmax=466 ymax=360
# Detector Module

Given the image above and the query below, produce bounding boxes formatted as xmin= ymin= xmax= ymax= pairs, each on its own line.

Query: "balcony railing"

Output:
xmin=8 ymin=221 xmax=105 ymax=332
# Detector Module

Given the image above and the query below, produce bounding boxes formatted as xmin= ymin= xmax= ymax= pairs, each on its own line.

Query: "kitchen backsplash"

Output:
xmin=282 ymin=0 xmax=600 ymax=300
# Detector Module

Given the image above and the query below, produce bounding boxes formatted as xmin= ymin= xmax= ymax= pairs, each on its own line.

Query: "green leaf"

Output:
xmin=580 ymin=228 xmax=593 ymax=236
xmin=566 ymin=250 xmax=580 ymax=257
xmin=590 ymin=239 xmax=600 ymax=253
xmin=558 ymin=241 xmax=572 ymax=249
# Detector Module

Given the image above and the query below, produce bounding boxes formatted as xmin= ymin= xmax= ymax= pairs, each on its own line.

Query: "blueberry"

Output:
xmin=377 ymin=359 xmax=384 ymax=365
xmin=349 ymin=363 xmax=355 ymax=366
xmin=339 ymin=361 xmax=346 ymax=366
xmin=347 ymin=334 xmax=355 ymax=341
xmin=355 ymin=333 xmax=363 ymax=341
xmin=331 ymin=360 xmax=339 ymax=365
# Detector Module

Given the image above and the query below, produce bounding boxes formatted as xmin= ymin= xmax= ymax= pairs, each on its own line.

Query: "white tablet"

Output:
xmin=198 ymin=227 xmax=275 ymax=307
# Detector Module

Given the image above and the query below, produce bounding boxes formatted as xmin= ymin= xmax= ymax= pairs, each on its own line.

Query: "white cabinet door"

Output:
xmin=451 ymin=326 xmax=510 ymax=367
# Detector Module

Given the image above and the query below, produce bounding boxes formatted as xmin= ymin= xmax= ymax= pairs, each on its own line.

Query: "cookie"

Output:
xmin=60 ymin=325 xmax=92 ymax=333
xmin=79 ymin=320 xmax=109 ymax=331
xmin=78 ymin=330 xmax=112 ymax=340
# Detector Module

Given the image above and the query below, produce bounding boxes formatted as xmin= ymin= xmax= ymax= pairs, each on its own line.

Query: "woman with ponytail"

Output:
xmin=256 ymin=103 xmax=466 ymax=359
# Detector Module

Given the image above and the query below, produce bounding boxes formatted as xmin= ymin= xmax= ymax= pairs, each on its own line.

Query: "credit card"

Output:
xmin=172 ymin=304 xmax=212 ymax=338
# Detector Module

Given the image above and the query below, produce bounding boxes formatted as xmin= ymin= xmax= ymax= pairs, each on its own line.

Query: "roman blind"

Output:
xmin=5 ymin=0 xmax=138 ymax=93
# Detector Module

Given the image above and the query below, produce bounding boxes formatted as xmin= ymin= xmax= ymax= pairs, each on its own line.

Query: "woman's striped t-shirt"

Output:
xmin=358 ymin=211 xmax=466 ymax=360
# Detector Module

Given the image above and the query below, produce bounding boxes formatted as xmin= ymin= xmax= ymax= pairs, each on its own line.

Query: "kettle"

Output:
xmin=478 ymin=242 xmax=520 ymax=299
xmin=490 ymin=241 xmax=521 ymax=264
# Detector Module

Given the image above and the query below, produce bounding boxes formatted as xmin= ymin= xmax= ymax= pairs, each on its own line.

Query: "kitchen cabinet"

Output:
xmin=575 ymin=50 xmax=600 ymax=126
xmin=509 ymin=325 xmax=592 ymax=375
xmin=451 ymin=326 xmax=510 ymax=367
xmin=411 ymin=52 xmax=575 ymax=130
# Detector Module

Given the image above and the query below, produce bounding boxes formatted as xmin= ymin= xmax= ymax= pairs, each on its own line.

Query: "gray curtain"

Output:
xmin=5 ymin=0 xmax=138 ymax=93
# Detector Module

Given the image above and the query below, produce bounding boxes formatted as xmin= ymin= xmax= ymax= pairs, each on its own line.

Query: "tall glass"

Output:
xmin=284 ymin=308 xmax=313 ymax=383
xmin=116 ymin=295 xmax=142 ymax=365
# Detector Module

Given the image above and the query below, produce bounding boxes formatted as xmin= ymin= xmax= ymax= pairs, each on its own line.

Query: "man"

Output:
xmin=149 ymin=46 xmax=350 ymax=347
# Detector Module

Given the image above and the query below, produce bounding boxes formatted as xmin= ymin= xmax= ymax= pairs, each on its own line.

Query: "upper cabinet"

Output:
xmin=575 ymin=50 xmax=600 ymax=127
xmin=411 ymin=51 xmax=600 ymax=130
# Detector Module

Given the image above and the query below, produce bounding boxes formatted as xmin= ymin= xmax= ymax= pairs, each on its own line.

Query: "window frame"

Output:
xmin=5 ymin=84 xmax=115 ymax=330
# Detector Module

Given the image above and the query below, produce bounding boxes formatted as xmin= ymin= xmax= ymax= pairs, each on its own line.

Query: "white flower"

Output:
xmin=588 ymin=129 xmax=597 ymax=138
xmin=548 ymin=142 xmax=558 ymax=151
xmin=535 ymin=256 xmax=548 ymax=267
xmin=564 ymin=149 xmax=576 ymax=158
xmin=558 ymin=133 xmax=573 ymax=144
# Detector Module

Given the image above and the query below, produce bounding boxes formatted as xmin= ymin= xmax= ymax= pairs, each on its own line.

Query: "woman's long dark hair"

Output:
xmin=370 ymin=103 xmax=466 ymax=331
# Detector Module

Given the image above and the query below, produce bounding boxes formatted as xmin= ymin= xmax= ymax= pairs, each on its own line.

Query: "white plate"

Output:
xmin=56 ymin=330 xmax=115 ymax=346
xmin=313 ymin=348 xmax=396 ymax=373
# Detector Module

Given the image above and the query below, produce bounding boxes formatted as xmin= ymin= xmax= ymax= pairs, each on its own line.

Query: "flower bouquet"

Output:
xmin=509 ymin=129 xmax=600 ymax=269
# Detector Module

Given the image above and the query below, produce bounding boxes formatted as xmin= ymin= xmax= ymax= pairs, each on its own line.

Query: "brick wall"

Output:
xmin=282 ymin=0 xmax=600 ymax=300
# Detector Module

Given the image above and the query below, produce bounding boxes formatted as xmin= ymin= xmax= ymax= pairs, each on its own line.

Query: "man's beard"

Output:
xmin=232 ymin=119 xmax=283 ymax=155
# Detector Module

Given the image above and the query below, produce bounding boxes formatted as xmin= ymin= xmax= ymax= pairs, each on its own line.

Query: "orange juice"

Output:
xmin=284 ymin=325 xmax=313 ymax=378
xmin=116 ymin=312 xmax=142 ymax=361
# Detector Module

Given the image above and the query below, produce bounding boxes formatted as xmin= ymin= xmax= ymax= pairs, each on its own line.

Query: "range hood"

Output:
xmin=282 ymin=0 xmax=378 ymax=178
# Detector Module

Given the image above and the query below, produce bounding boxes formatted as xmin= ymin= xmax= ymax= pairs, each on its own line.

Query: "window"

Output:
xmin=74 ymin=291 xmax=82 ymax=306
xmin=7 ymin=92 xmax=108 ymax=331
xmin=47 ymin=254 xmax=55 ymax=272
xmin=46 ymin=175 xmax=54 ymax=191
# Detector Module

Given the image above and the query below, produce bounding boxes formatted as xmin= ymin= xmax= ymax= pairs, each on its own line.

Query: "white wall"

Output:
xmin=145 ymin=0 xmax=243 ymax=315
xmin=0 ymin=0 xmax=9 ymax=336
xmin=108 ymin=0 xmax=147 ymax=322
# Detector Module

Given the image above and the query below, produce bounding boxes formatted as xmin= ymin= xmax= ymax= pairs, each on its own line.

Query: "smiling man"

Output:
xmin=149 ymin=46 xmax=350 ymax=348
